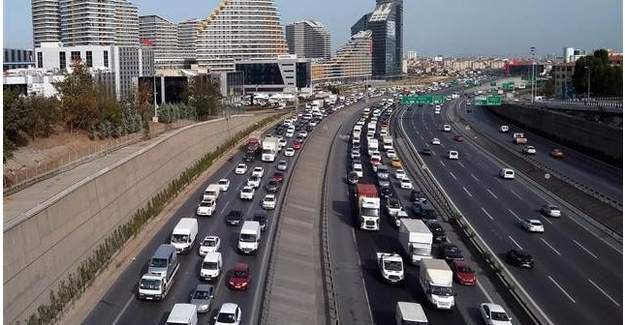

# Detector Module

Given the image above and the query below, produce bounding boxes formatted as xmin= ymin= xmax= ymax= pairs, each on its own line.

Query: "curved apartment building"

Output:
xmin=196 ymin=0 xmax=287 ymax=72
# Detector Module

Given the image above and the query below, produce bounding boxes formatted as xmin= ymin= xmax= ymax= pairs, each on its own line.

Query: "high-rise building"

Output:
xmin=312 ymin=30 xmax=372 ymax=82
xmin=178 ymin=18 xmax=201 ymax=62
xmin=196 ymin=0 xmax=288 ymax=72
xmin=368 ymin=0 xmax=403 ymax=79
xmin=32 ymin=0 xmax=139 ymax=47
xmin=140 ymin=15 xmax=180 ymax=69
xmin=32 ymin=0 xmax=61 ymax=47
xmin=285 ymin=20 xmax=331 ymax=60
xmin=351 ymin=12 xmax=371 ymax=36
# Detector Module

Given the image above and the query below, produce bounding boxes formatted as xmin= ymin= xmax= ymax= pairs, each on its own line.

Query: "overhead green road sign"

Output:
xmin=502 ymin=82 xmax=515 ymax=91
xmin=474 ymin=95 xmax=502 ymax=106
xmin=401 ymin=95 xmax=446 ymax=105
xmin=432 ymin=95 xmax=445 ymax=105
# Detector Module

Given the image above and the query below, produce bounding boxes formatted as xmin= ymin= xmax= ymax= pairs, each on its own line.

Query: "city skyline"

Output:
xmin=4 ymin=0 xmax=622 ymax=56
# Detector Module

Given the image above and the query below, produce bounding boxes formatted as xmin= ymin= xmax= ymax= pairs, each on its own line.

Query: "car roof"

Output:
xmin=481 ymin=303 xmax=506 ymax=313
xmin=219 ymin=303 xmax=239 ymax=314
xmin=195 ymin=284 xmax=214 ymax=292
xmin=233 ymin=262 xmax=249 ymax=271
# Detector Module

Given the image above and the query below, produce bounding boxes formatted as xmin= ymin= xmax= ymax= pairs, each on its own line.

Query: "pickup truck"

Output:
xmin=377 ymin=252 xmax=404 ymax=283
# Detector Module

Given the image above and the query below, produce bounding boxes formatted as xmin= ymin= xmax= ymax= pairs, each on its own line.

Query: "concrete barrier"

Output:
xmin=3 ymin=113 xmax=275 ymax=325
xmin=488 ymin=104 xmax=623 ymax=164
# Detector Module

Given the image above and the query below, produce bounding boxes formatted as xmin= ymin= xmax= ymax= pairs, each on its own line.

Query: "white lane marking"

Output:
xmin=541 ymin=216 xmax=553 ymax=225
xmin=572 ymin=240 xmax=599 ymax=259
xmin=476 ymin=277 xmax=494 ymax=303
xmin=588 ymin=279 xmax=621 ymax=307
xmin=462 ymin=186 xmax=473 ymax=197
xmin=540 ymin=238 xmax=562 ymax=256
xmin=449 ymin=172 xmax=457 ymax=180
xmin=508 ymin=235 xmax=523 ymax=250
xmin=481 ymin=207 xmax=494 ymax=221
xmin=440 ymin=160 xmax=446 ymax=167
xmin=510 ymin=189 xmax=523 ymax=200
xmin=548 ymin=276 xmax=576 ymax=303
xmin=470 ymin=173 xmax=480 ymax=181
xmin=486 ymin=189 xmax=498 ymax=199
xmin=432 ymin=151 xmax=437 ymax=156
xmin=458 ymin=161 xmax=466 ymax=168
xmin=507 ymin=209 xmax=522 ymax=222
xmin=440 ymin=143 xmax=446 ymax=148
xmin=111 ymin=295 xmax=134 ymax=325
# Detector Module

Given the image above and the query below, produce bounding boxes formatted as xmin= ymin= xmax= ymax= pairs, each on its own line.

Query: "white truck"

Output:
xmin=262 ymin=136 xmax=280 ymax=162
xmin=238 ymin=221 xmax=262 ymax=255
xmin=138 ymin=271 xmax=177 ymax=301
xmin=357 ymin=184 xmax=380 ymax=231
xmin=202 ymin=184 xmax=221 ymax=201
xmin=419 ymin=258 xmax=455 ymax=310
xmin=166 ymin=304 xmax=198 ymax=325
xmin=377 ymin=253 xmax=404 ymax=283
xmin=395 ymin=302 xmax=428 ymax=325
xmin=399 ymin=219 xmax=433 ymax=264
xmin=382 ymin=136 xmax=393 ymax=151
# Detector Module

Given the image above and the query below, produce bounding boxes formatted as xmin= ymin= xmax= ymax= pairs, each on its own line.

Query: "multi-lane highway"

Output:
xmin=326 ymin=101 xmax=518 ymax=325
xmin=84 ymin=119 xmax=304 ymax=324
xmin=397 ymin=100 xmax=623 ymax=325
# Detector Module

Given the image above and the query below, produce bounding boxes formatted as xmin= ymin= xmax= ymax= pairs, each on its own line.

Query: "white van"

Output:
xmin=203 ymin=184 xmax=221 ymax=201
xmin=200 ymin=252 xmax=222 ymax=281
xmin=499 ymin=168 xmax=515 ymax=179
xmin=171 ymin=218 xmax=199 ymax=254
xmin=166 ymin=303 xmax=198 ymax=325
xmin=395 ymin=302 xmax=428 ymax=325
xmin=238 ymin=221 xmax=261 ymax=255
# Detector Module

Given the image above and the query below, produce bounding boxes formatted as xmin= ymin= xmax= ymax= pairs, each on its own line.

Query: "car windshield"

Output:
xmin=216 ymin=312 xmax=237 ymax=323
xmin=193 ymin=289 xmax=211 ymax=300
xmin=240 ymin=233 xmax=256 ymax=242
xmin=491 ymin=312 xmax=510 ymax=321
xmin=202 ymin=261 xmax=218 ymax=269
xmin=265 ymin=197 xmax=275 ymax=202
xmin=361 ymin=208 xmax=379 ymax=217
xmin=531 ymin=221 xmax=542 ymax=226
xmin=171 ymin=234 xmax=189 ymax=243
xmin=200 ymin=201 xmax=213 ymax=207
xmin=233 ymin=270 xmax=248 ymax=278
xmin=457 ymin=265 xmax=472 ymax=273
xmin=150 ymin=257 xmax=167 ymax=268
xmin=203 ymin=239 xmax=216 ymax=246
xmin=242 ymin=188 xmax=252 ymax=193
xmin=219 ymin=180 xmax=228 ymax=185
xmin=384 ymin=260 xmax=403 ymax=271
xmin=430 ymin=285 xmax=454 ymax=296
xmin=139 ymin=278 xmax=161 ymax=290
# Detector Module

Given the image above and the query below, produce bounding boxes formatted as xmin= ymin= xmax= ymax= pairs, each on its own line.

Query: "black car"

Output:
xmin=347 ymin=171 xmax=359 ymax=185
xmin=225 ymin=210 xmax=243 ymax=226
xmin=252 ymin=212 xmax=269 ymax=232
xmin=243 ymin=153 xmax=255 ymax=162
xmin=441 ymin=243 xmax=464 ymax=262
xmin=420 ymin=148 xmax=433 ymax=156
xmin=506 ymin=249 xmax=534 ymax=268
xmin=426 ymin=221 xmax=447 ymax=243
xmin=386 ymin=198 xmax=401 ymax=213
xmin=412 ymin=201 xmax=436 ymax=220
xmin=264 ymin=180 xmax=280 ymax=193
xmin=409 ymin=189 xmax=426 ymax=203
xmin=306 ymin=125 xmax=314 ymax=132
xmin=379 ymin=186 xmax=393 ymax=199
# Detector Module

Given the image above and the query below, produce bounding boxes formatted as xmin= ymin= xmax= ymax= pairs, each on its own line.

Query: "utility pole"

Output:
xmin=529 ymin=46 xmax=536 ymax=103
xmin=152 ymin=74 xmax=159 ymax=122
xmin=585 ymin=64 xmax=591 ymax=102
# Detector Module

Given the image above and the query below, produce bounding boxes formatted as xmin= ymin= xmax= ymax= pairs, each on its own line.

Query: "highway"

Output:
xmin=397 ymin=100 xmax=623 ymax=325
xmin=326 ymin=101 xmax=518 ymax=325
xmin=456 ymin=98 xmax=622 ymax=205
xmin=83 ymin=119 xmax=303 ymax=324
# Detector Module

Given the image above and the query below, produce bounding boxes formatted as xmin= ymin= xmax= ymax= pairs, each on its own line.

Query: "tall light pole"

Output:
xmin=585 ymin=64 xmax=591 ymax=102
xmin=530 ymin=46 xmax=536 ymax=103
xmin=152 ymin=74 xmax=159 ymax=122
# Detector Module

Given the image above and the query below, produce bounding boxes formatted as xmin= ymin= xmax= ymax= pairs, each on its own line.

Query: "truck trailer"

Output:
xmin=399 ymin=218 xmax=433 ymax=264
xmin=262 ymin=136 xmax=280 ymax=162
xmin=419 ymin=258 xmax=455 ymax=310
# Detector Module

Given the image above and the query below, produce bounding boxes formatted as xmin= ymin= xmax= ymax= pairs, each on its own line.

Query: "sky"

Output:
xmin=3 ymin=0 xmax=623 ymax=57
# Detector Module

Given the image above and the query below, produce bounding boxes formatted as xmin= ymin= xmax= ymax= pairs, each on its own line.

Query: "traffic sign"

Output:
xmin=401 ymin=95 xmax=443 ymax=105
xmin=473 ymin=95 xmax=502 ymax=106
xmin=432 ymin=95 xmax=444 ymax=105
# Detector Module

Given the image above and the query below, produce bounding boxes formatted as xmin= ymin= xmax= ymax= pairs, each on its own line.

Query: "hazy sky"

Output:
xmin=4 ymin=0 xmax=623 ymax=57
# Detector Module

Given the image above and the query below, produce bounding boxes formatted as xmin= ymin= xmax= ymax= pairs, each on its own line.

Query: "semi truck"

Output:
xmin=356 ymin=184 xmax=380 ymax=231
xmin=399 ymin=219 xmax=433 ymax=264
xmin=262 ymin=136 xmax=280 ymax=162
xmin=243 ymin=133 xmax=261 ymax=162
xmin=377 ymin=252 xmax=404 ymax=283
xmin=419 ymin=259 xmax=455 ymax=310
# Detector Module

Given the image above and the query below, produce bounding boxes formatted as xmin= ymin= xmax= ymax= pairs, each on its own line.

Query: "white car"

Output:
xmin=499 ymin=168 xmax=515 ymax=179
xmin=247 ymin=175 xmax=261 ymax=188
xmin=285 ymin=130 xmax=295 ymax=138
xmin=395 ymin=168 xmax=407 ymax=180
xmin=522 ymin=146 xmax=536 ymax=155
xmin=198 ymin=236 xmax=221 ymax=256
xmin=442 ymin=125 xmax=452 ymax=132
xmin=541 ymin=204 xmax=562 ymax=218
xmin=284 ymin=148 xmax=295 ymax=157
xmin=234 ymin=163 xmax=248 ymax=175
xmin=240 ymin=186 xmax=255 ymax=200
xmin=351 ymin=150 xmax=361 ymax=159
xmin=217 ymin=179 xmax=230 ymax=192
xmin=262 ymin=194 xmax=277 ymax=210
xmin=448 ymin=150 xmax=459 ymax=160
xmin=353 ymin=164 xmax=364 ymax=178
xmin=500 ymin=125 xmax=509 ymax=133
xmin=214 ymin=303 xmax=241 ymax=325
xmin=432 ymin=138 xmax=441 ymax=145
xmin=276 ymin=160 xmax=288 ymax=171
xmin=521 ymin=219 xmax=545 ymax=233
xmin=252 ymin=167 xmax=265 ymax=178
xmin=298 ymin=131 xmax=308 ymax=138
xmin=400 ymin=178 xmax=414 ymax=190
xmin=386 ymin=149 xmax=397 ymax=159
xmin=434 ymin=108 xmax=441 ymax=115
xmin=278 ymin=139 xmax=287 ymax=149
xmin=480 ymin=303 xmax=512 ymax=325
xmin=371 ymin=152 xmax=382 ymax=161
xmin=196 ymin=199 xmax=217 ymax=216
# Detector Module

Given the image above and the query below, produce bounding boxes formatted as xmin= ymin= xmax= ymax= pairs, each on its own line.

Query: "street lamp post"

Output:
xmin=152 ymin=74 xmax=159 ymax=122
xmin=585 ymin=65 xmax=591 ymax=103
xmin=530 ymin=46 xmax=536 ymax=103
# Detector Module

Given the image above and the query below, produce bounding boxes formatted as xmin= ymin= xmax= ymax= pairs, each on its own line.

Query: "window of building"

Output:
xmin=103 ymin=50 xmax=109 ymax=67
xmin=71 ymin=51 xmax=81 ymax=63
xmin=86 ymin=51 xmax=93 ymax=67
xmin=59 ymin=52 xmax=66 ymax=70
xmin=37 ymin=52 xmax=43 ymax=68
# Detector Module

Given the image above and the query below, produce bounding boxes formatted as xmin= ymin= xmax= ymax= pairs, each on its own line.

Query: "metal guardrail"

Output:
xmin=391 ymin=105 xmax=552 ymax=325
xmin=509 ymin=100 xmax=623 ymax=113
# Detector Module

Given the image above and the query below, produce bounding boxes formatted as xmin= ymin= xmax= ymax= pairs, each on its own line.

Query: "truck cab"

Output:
xmin=419 ymin=259 xmax=455 ymax=310
xmin=395 ymin=302 xmax=428 ymax=325
xmin=138 ymin=271 xmax=176 ymax=301
xmin=170 ymin=218 xmax=199 ymax=254
xmin=238 ymin=221 xmax=261 ymax=255
xmin=203 ymin=184 xmax=221 ymax=201
xmin=357 ymin=184 xmax=380 ymax=231
xmin=200 ymin=252 xmax=222 ymax=281
xmin=377 ymin=253 xmax=405 ymax=283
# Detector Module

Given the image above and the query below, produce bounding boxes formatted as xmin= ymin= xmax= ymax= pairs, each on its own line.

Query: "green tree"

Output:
xmin=187 ymin=75 xmax=221 ymax=119
xmin=54 ymin=60 xmax=98 ymax=132
xmin=573 ymin=49 xmax=623 ymax=98
xmin=95 ymin=86 xmax=123 ymax=138
xmin=23 ymin=96 xmax=59 ymax=139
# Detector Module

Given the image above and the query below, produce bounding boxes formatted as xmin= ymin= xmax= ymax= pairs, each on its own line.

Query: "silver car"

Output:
xmin=190 ymin=284 xmax=214 ymax=313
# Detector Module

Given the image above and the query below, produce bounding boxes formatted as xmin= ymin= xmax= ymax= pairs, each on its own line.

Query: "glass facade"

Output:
xmin=59 ymin=52 xmax=66 ymax=69
xmin=236 ymin=63 xmax=284 ymax=86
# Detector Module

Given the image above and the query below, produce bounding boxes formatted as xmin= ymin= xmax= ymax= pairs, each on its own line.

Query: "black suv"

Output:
xmin=225 ymin=210 xmax=243 ymax=226
xmin=264 ymin=180 xmax=280 ymax=193
xmin=441 ymin=243 xmax=464 ymax=262
xmin=506 ymin=249 xmax=534 ymax=268
xmin=426 ymin=221 xmax=447 ymax=243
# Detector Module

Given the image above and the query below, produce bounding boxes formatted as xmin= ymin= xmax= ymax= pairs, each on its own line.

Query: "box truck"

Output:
xmin=262 ymin=136 xmax=280 ymax=162
xmin=356 ymin=184 xmax=380 ymax=231
xmin=419 ymin=259 xmax=455 ymax=310
xmin=399 ymin=219 xmax=433 ymax=264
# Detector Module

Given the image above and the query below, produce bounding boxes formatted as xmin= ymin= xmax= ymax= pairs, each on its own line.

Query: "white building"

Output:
xmin=3 ymin=69 xmax=66 ymax=97
xmin=564 ymin=47 xmax=585 ymax=63
xmin=311 ymin=30 xmax=372 ymax=83
xmin=178 ymin=18 xmax=201 ymax=62
xmin=31 ymin=0 xmax=61 ymax=47
xmin=285 ymin=20 xmax=331 ymax=60
xmin=196 ymin=0 xmax=288 ymax=72
xmin=140 ymin=15 xmax=181 ymax=69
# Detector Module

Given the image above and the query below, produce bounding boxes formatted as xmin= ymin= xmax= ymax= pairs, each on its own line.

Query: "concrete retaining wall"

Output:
xmin=488 ymin=104 xmax=623 ymax=164
xmin=3 ymin=113 xmax=274 ymax=324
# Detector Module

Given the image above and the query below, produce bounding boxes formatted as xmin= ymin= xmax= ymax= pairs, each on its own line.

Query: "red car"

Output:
xmin=228 ymin=263 xmax=251 ymax=290
xmin=450 ymin=260 xmax=476 ymax=286
xmin=292 ymin=142 xmax=302 ymax=150
xmin=273 ymin=172 xmax=285 ymax=183
xmin=453 ymin=135 xmax=464 ymax=142
xmin=550 ymin=148 xmax=565 ymax=158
